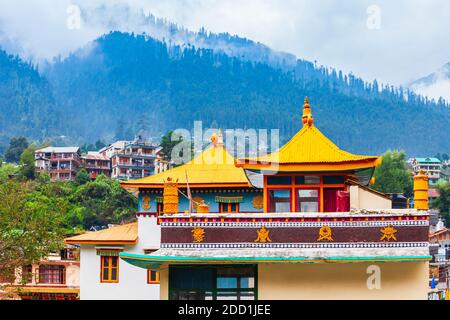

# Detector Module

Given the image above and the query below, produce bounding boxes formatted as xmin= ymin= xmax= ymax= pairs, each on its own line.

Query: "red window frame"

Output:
xmin=38 ymin=265 xmax=66 ymax=284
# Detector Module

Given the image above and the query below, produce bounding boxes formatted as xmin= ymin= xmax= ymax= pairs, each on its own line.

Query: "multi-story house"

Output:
xmin=154 ymin=148 xmax=173 ymax=175
xmin=81 ymin=152 xmax=111 ymax=179
xmin=101 ymin=137 xmax=158 ymax=181
xmin=410 ymin=158 xmax=442 ymax=185
xmin=2 ymin=245 xmax=80 ymax=300
xmin=429 ymin=221 xmax=450 ymax=299
xmin=34 ymin=147 xmax=82 ymax=182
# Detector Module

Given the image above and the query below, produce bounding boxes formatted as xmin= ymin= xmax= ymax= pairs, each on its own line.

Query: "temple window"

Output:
xmin=297 ymin=189 xmax=319 ymax=212
xmin=268 ymin=189 xmax=291 ymax=212
xmin=169 ymin=266 xmax=256 ymax=300
xmin=215 ymin=196 xmax=243 ymax=213
xmin=265 ymin=175 xmax=348 ymax=213
xmin=323 ymin=176 xmax=345 ymax=184
xmin=147 ymin=270 xmax=160 ymax=284
xmin=267 ymin=176 xmax=292 ymax=185
xmin=219 ymin=203 xmax=239 ymax=213
xmin=100 ymin=256 xmax=119 ymax=283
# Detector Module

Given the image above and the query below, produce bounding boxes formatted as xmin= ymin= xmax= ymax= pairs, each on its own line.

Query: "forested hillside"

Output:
xmin=1 ymin=31 xmax=449 ymax=156
xmin=0 ymin=50 xmax=60 ymax=154
xmin=45 ymin=32 xmax=450 ymax=155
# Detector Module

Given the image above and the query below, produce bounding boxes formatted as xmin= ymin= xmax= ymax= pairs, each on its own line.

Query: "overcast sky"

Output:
xmin=0 ymin=0 xmax=449 ymax=86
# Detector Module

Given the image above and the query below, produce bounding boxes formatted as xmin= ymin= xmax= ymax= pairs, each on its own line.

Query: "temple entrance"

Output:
xmin=169 ymin=265 xmax=257 ymax=300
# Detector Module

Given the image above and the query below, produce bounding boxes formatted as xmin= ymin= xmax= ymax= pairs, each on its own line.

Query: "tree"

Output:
xmin=19 ymin=145 xmax=36 ymax=180
xmin=432 ymin=183 xmax=450 ymax=226
xmin=372 ymin=150 xmax=414 ymax=198
xmin=0 ymin=180 xmax=66 ymax=282
xmin=70 ymin=175 xmax=137 ymax=229
xmin=160 ymin=131 xmax=188 ymax=162
xmin=0 ymin=164 xmax=19 ymax=183
xmin=95 ymin=140 xmax=106 ymax=150
xmin=5 ymin=137 xmax=29 ymax=163
xmin=75 ymin=168 xmax=91 ymax=186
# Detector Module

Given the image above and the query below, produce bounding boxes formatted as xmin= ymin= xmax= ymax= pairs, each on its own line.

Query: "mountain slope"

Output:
xmin=43 ymin=32 xmax=450 ymax=156
xmin=409 ymin=62 xmax=450 ymax=102
xmin=0 ymin=49 xmax=60 ymax=153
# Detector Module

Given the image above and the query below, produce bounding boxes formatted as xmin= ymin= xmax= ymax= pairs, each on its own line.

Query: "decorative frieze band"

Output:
xmin=161 ymin=220 xmax=428 ymax=228
xmin=161 ymin=242 xmax=429 ymax=250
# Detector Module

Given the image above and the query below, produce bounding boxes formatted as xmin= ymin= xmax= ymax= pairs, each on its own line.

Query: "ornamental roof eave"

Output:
xmin=119 ymin=249 xmax=432 ymax=270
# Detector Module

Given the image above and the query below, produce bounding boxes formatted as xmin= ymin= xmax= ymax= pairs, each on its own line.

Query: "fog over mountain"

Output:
xmin=0 ymin=2 xmax=449 ymax=157
xmin=409 ymin=62 xmax=450 ymax=102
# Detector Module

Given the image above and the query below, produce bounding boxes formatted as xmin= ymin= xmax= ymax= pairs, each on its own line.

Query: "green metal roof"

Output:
xmin=120 ymin=252 xmax=431 ymax=270
xmin=415 ymin=158 xmax=441 ymax=163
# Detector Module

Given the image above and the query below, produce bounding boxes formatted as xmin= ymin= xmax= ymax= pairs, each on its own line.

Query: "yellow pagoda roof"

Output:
xmin=122 ymin=131 xmax=250 ymax=188
xmin=236 ymin=98 xmax=381 ymax=172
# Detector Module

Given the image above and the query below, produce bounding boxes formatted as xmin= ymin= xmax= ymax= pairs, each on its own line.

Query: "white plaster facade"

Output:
xmin=78 ymin=216 xmax=161 ymax=300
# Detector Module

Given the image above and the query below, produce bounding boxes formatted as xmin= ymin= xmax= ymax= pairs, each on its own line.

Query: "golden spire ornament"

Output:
xmin=302 ymin=96 xmax=314 ymax=126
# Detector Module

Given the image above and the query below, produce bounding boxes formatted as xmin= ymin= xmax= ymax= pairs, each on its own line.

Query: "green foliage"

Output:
xmin=160 ymin=131 xmax=182 ymax=161
xmin=0 ymin=163 xmax=19 ymax=183
xmin=75 ymin=168 xmax=91 ymax=186
xmin=0 ymin=180 xmax=66 ymax=280
xmin=41 ymin=32 xmax=450 ymax=156
xmin=372 ymin=150 xmax=414 ymax=198
xmin=19 ymin=145 xmax=37 ymax=180
xmin=432 ymin=183 xmax=450 ymax=226
xmin=70 ymin=174 xmax=137 ymax=229
xmin=5 ymin=137 xmax=29 ymax=163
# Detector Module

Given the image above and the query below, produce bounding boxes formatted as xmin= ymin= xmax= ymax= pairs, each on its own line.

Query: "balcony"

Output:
xmin=149 ymin=210 xmax=430 ymax=264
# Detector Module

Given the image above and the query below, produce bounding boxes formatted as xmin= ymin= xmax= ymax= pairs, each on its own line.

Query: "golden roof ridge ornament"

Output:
xmin=211 ymin=129 xmax=224 ymax=147
xmin=302 ymin=96 xmax=314 ymax=127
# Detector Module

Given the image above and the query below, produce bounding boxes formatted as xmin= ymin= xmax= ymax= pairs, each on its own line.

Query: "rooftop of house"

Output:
xmin=65 ymin=222 xmax=138 ymax=245
xmin=35 ymin=147 xmax=80 ymax=154
xmin=413 ymin=158 xmax=442 ymax=164
xmin=83 ymin=152 xmax=110 ymax=161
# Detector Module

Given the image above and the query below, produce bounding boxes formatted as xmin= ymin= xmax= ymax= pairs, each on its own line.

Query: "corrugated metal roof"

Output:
xmin=65 ymin=223 xmax=138 ymax=244
xmin=83 ymin=152 xmax=109 ymax=161
xmin=36 ymin=146 xmax=80 ymax=153
xmin=415 ymin=158 xmax=441 ymax=163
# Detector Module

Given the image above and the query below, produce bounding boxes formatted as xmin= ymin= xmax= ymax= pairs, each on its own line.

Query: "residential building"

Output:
xmin=429 ymin=222 xmax=450 ymax=297
xmin=34 ymin=147 xmax=82 ymax=182
xmin=82 ymin=152 xmax=111 ymax=179
xmin=67 ymin=98 xmax=431 ymax=300
xmin=101 ymin=137 xmax=158 ymax=181
xmin=410 ymin=157 xmax=442 ymax=185
xmin=154 ymin=148 xmax=173 ymax=175
xmin=2 ymin=245 xmax=80 ymax=300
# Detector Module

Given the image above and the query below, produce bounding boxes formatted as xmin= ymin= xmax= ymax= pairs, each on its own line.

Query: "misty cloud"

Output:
xmin=0 ymin=0 xmax=448 ymax=87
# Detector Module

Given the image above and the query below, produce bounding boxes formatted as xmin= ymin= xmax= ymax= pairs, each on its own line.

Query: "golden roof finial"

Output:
xmin=217 ymin=129 xmax=224 ymax=146
xmin=211 ymin=129 xmax=224 ymax=147
xmin=211 ymin=133 xmax=218 ymax=145
xmin=302 ymin=96 xmax=314 ymax=126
